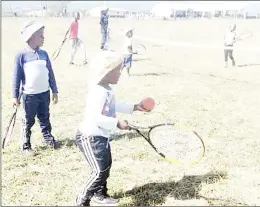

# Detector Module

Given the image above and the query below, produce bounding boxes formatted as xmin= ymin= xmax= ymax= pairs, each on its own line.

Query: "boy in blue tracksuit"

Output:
xmin=100 ymin=8 xmax=109 ymax=50
xmin=13 ymin=21 xmax=60 ymax=156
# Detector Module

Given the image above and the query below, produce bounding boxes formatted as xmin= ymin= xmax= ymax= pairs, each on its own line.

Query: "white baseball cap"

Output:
xmin=21 ymin=21 xmax=44 ymax=43
xmin=88 ymin=51 xmax=123 ymax=86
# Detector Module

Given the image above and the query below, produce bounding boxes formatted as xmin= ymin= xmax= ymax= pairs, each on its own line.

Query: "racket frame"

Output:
xmin=236 ymin=32 xmax=253 ymax=41
xmin=2 ymin=93 xmax=22 ymax=149
xmin=135 ymin=44 xmax=146 ymax=55
xmin=129 ymin=123 xmax=205 ymax=165
xmin=52 ymin=37 xmax=67 ymax=61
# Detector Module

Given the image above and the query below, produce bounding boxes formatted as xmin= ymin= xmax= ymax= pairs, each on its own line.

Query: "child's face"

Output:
xmin=103 ymin=63 xmax=123 ymax=85
xmin=75 ymin=12 xmax=80 ymax=20
xmin=30 ymin=27 xmax=45 ymax=47
xmin=127 ymin=30 xmax=133 ymax=38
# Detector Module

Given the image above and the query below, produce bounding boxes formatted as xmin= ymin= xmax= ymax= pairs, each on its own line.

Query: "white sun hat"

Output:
xmin=88 ymin=51 xmax=123 ymax=86
xmin=21 ymin=21 xmax=45 ymax=43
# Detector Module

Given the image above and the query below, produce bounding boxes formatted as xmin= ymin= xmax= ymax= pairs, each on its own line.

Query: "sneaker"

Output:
xmin=22 ymin=148 xmax=36 ymax=157
xmin=75 ymin=199 xmax=90 ymax=206
xmin=45 ymin=139 xmax=61 ymax=149
xmin=82 ymin=60 xmax=88 ymax=65
xmin=69 ymin=62 xmax=75 ymax=65
xmin=92 ymin=194 xmax=119 ymax=205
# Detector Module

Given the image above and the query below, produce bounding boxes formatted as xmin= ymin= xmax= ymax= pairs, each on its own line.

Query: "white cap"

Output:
xmin=21 ymin=21 xmax=44 ymax=42
xmin=88 ymin=51 xmax=123 ymax=85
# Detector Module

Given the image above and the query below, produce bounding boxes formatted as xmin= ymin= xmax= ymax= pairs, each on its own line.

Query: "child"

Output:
xmin=122 ymin=28 xmax=137 ymax=76
xmin=100 ymin=7 xmax=109 ymax=50
xmin=13 ymin=21 xmax=60 ymax=156
xmin=224 ymin=23 xmax=236 ymax=68
xmin=75 ymin=51 xmax=151 ymax=206
xmin=65 ymin=11 xmax=87 ymax=65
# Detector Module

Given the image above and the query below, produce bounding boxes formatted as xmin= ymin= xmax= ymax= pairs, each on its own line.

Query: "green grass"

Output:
xmin=2 ymin=17 xmax=260 ymax=206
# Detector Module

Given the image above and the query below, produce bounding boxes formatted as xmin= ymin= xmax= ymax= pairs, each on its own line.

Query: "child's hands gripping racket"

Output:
xmin=129 ymin=123 xmax=205 ymax=165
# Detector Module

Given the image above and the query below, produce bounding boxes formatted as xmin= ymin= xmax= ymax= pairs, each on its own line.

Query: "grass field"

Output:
xmin=2 ymin=17 xmax=260 ymax=206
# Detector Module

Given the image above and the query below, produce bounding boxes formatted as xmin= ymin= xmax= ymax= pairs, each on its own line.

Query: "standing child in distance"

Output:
xmin=122 ymin=28 xmax=137 ymax=76
xmin=13 ymin=21 xmax=60 ymax=156
xmin=224 ymin=23 xmax=236 ymax=68
xmin=100 ymin=7 xmax=109 ymax=50
xmin=75 ymin=51 xmax=152 ymax=206
xmin=65 ymin=11 xmax=88 ymax=65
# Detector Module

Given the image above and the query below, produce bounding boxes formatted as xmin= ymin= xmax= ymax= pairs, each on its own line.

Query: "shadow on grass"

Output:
xmin=35 ymin=138 xmax=76 ymax=151
xmin=131 ymin=72 xmax=171 ymax=77
xmin=110 ymin=131 xmax=144 ymax=142
xmin=132 ymin=57 xmax=150 ymax=62
xmin=114 ymin=171 xmax=228 ymax=206
xmin=236 ymin=63 xmax=260 ymax=68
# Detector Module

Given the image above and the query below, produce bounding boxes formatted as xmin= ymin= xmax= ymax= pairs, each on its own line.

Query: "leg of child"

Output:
xmin=224 ymin=49 xmax=228 ymax=67
xmin=125 ymin=54 xmax=132 ymax=75
xmin=75 ymin=132 xmax=118 ymax=206
xmin=78 ymin=38 xmax=87 ymax=64
xmin=36 ymin=90 xmax=60 ymax=149
xmin=229 ymin=50 xmax=235 ymax=66
xmin=101 ymin=28 xmax=107 ymax=50
xmin=21 ymin=93 xmax=38 ymax=155
xmin=70 ymin=39 xmax=78 ymax=64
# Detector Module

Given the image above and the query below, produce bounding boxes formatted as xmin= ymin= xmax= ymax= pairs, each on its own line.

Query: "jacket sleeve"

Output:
xmin=12 ymin=53 xmax=23 ymax=98
xmin=46 ymin=52 xmax=58 ymax=93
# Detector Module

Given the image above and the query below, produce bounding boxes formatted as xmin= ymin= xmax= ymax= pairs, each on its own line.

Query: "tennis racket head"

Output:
xmin=52 ymin=38 xmax=67 ymax=61
xmin=236 ymin=32 xmax=253 ymax=41
xmin=51 ymin=49 xmax=61 ymax=61
xmin=147 ymin=123 xmax=205 ymax=165
xmin=136 ymin=44 xmax=146 ymax=55
xmin=2 ymin=109 xmax=18 ymax=149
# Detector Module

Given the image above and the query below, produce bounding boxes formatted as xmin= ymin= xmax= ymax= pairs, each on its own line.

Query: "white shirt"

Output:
xmin=224 ymin=31 xmax=236 ymax=46
xmin=79 ymin=85 xmax=134 ymax=138
xmin=123 ymin=37 xmax=132 ymax=55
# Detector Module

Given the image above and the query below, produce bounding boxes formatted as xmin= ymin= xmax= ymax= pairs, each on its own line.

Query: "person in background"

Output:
xmin=122 ymin=28 xmax=137 ymax=76
xmin=13 ymin=21 xmax=60 ymax=156
xmin=100 ymin=7 xmax=109 ymax=50
xmin=64 ymin=11 xmax=88 ymax=65
xmin=224 ymin=23 xmax=236 ymax=68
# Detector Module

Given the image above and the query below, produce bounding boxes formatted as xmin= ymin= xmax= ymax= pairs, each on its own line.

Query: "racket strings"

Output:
xmin=149 ymin=126 xmax=204 ymax=163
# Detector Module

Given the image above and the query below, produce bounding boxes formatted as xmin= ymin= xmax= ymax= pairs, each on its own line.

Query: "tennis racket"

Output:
xmin=129 ymin=123 xmax=205 ymax=165
xmin=52 ymin=37 xmax=67 ymax=61
xmin=2 ymin=93 xmax=22 ymax=149
xmin=135 ymin=44 xmax=146 ymax=55
xmin=236 ymin=31 xmax=253 ymax=41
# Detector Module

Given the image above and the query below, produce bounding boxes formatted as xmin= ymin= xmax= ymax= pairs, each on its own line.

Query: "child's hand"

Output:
xmin=13 ymin=98 xmax=20 ymax=107
xmin=134 ymin=103 xmax=151 ymax=112
xmin=117 ymin=120 xmax=129 ymax=130
xmin=52 ymin=93 xmax=58 ymax=104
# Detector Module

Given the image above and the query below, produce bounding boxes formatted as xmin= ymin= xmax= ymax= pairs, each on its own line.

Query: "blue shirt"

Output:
xmin=12 ymin=46 xmax=58 ymax=98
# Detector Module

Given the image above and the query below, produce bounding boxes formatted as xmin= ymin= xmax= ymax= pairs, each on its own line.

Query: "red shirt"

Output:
xmin=69 ymin=20 xmax=78 ymax=39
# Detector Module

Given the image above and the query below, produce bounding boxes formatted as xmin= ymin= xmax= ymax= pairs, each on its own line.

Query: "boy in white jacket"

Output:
xmin=75 ymin=51 xmax=151 ymax=206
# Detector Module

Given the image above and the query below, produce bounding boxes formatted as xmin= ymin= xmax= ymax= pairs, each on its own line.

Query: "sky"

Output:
xmin=2 ymin=1 xmax=260 ymax=13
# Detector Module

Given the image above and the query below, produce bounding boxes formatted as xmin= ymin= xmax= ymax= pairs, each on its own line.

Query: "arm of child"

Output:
xmin=46 ymin=52 xmax=58 ymax=95
xmin=115 ymin=101 xmax=134 ymax=114
xmin=12 ymin=53 xmax=23 ymax=100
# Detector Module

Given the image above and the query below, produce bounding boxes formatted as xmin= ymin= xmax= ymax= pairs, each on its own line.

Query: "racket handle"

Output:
xmin=13 ymin=92 xmax=23 ymax=109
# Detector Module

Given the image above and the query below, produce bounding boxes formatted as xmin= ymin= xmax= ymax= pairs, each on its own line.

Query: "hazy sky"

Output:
xmin=2 ymin=1 xmax=259 ymax=13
